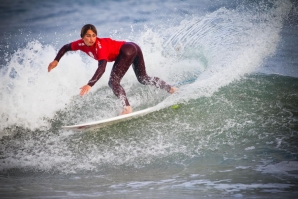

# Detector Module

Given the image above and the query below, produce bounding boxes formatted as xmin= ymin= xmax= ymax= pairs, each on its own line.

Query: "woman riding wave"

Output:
xmin=48 ymin=24 xmax=177 ymax=115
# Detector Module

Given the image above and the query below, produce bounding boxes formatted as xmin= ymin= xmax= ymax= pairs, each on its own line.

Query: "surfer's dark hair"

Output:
xmin=80 ymin=24 xmax=97 ymax=38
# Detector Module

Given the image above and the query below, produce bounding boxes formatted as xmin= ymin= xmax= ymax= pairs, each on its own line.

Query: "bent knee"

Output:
xmin=109 ymin=79 xmax=121 ymax=89
xmin=108 ymin=80 xmax=114 ymax=88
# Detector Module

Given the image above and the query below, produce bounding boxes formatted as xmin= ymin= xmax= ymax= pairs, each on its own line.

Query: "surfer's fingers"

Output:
xmin=79 ymin=85 xmax=91 ymax=96
xmin=79 ymin=89 xmax=86 ymax=96
xmin=47 ymin=64 xmax=53 ymax=72
xmin=79 ymin=88 xmax=87 ymax=96
xmin=48 ymin=61 xmax=58 ymax=72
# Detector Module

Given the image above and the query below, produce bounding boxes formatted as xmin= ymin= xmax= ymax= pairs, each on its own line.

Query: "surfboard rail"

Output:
xmin=61 ymin=107 xmax=154 ymax=131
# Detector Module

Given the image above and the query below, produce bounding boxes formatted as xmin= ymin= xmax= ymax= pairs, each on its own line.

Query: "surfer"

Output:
xmin=48 ymin=24 xmax=177 ymax=115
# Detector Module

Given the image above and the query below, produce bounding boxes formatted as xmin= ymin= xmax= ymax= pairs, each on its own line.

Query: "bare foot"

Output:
xmin=169 ymin=87 xmax=178 ymax=94
xmin=121 ymin=106 xmax=132 ymax=115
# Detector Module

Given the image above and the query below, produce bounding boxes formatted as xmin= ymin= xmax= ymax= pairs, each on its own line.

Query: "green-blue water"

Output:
xmin=0 ymin=0 xmax=297 ymax=198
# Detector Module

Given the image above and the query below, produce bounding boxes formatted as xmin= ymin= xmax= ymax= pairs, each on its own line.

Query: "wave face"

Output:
xmin=0 ymin=0 xmax=297 ymax=198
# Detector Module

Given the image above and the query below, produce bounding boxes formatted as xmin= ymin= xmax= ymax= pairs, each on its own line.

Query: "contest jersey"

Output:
xmin=71 ymin=38 xmax=125 ymax=62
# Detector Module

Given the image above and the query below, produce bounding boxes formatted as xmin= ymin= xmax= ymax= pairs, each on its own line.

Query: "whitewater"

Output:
xmin=0 ymin=0 xmax=297 ymax=198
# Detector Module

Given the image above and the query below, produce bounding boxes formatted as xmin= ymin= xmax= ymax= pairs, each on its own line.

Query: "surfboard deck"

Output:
xmin=61 ymin=107 xmax=154 ymax=131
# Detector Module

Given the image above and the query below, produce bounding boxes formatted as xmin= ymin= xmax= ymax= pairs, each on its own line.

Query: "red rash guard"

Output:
xmin=71 ymin=38 xmax=125 ymax=62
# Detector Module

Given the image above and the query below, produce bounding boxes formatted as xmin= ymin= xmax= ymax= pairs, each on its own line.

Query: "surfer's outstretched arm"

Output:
xmin=48 ymin=43 xmax=72 ymax=72
xmin=87 ymin=60 xmax=107 ymax=87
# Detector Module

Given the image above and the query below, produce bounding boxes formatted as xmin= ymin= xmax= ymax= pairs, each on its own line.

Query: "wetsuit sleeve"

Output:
xmin=87 ymin=60 xmax=108 ymax=87
xmin=54 ymin=43 xmax=72 ymax=62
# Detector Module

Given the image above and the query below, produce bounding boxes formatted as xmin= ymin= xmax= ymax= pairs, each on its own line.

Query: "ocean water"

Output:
xmin=0 ymin=0 xmax=298 ymax=198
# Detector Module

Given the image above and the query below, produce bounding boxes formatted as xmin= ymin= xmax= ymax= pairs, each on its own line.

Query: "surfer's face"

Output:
xmin=83 ymin=29 xmax=96 ymax=46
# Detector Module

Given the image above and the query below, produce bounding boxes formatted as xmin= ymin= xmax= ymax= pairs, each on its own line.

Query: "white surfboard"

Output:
xmin=61 ymin=107 xmax=155 ymax=131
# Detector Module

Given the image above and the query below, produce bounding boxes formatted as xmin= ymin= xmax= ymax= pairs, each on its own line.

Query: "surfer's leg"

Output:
xmin=131 ymin=43 xmax=174 ymax=93
xmin=108 ymin=42 xmax=138 ymax=108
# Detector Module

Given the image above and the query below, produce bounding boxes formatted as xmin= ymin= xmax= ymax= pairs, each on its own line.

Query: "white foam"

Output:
xmin=245 ymin=146 xmax=255 ymax=151
xmin=256 ymin=161 xmax=298 ymax=177
xmin=154 ymin=1 xmax=292 ymax=108
xmin=0 ymin=0 xmax=292 ymax=143
xmin=0 ymin=41 xmax=112 ymax=133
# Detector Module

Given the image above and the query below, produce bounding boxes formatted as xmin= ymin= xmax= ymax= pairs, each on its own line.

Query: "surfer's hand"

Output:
xmin=48 ymin=60 xmax=58 ymax=72
xmin=169 ymin=87 xmax=178 ymax=94
xmin=80 ymin=85 xmax=91 ymax=96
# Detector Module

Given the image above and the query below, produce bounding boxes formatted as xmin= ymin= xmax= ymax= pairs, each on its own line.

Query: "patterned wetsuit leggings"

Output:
xmin=108 ymin=42 xmax=171 ymax=106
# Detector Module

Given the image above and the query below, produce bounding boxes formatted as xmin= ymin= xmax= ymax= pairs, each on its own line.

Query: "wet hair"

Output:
xmin=80 ymin=24 xmax=97 ymax=38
